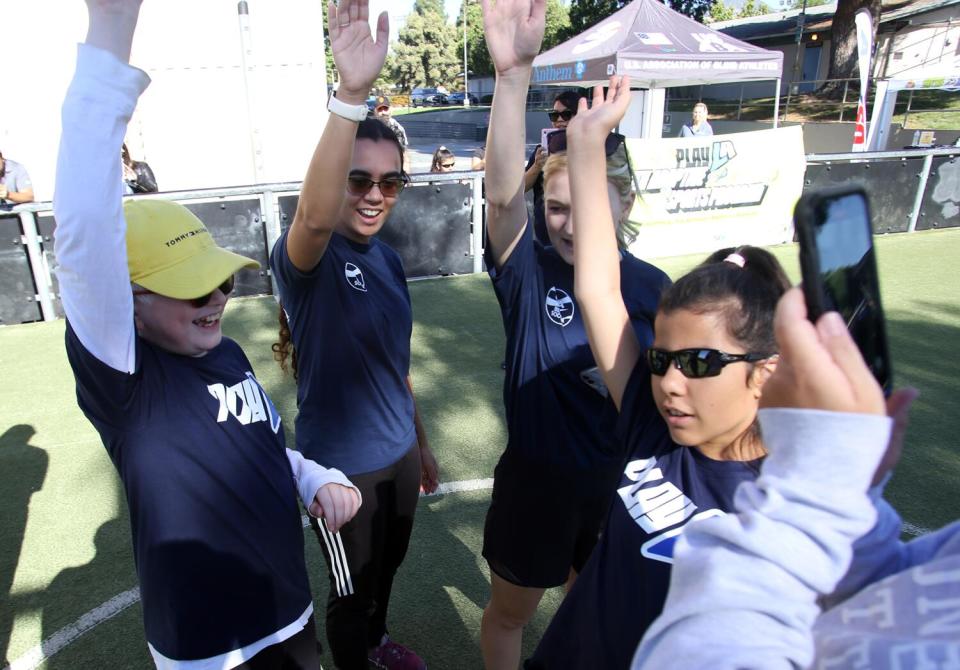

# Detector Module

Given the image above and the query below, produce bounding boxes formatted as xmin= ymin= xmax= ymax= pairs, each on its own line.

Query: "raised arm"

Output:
xmin=566 ymin=77 xmax=637 ymax=410
xmin=54 ymin=0 xmax=147 ymax=373
xmin=284 ymin=0 xmax=388 ymax=272
xmin=480 ymin=0 xmax=545 ymax=269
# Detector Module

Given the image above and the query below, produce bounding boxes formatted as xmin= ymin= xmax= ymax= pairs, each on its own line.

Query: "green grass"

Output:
xmin=2 ymin=229 xmax=960 ymax=668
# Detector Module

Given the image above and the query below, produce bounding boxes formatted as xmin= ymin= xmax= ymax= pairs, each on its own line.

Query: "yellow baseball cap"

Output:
xmin=124 ymin=199 xmax=260 ymax=300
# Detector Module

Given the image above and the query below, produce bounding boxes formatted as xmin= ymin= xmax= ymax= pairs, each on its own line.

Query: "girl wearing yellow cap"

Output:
xmin=53 ymin=1 xmax=360 ymax=666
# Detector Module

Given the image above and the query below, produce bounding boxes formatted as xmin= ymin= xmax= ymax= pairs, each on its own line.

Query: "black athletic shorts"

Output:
xmin=482 ymin=450 xmax=621 ymax=589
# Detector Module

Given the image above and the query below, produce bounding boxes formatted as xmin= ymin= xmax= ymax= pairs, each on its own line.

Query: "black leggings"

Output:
xmin=309 ymin=443 xmax=421 ymax=670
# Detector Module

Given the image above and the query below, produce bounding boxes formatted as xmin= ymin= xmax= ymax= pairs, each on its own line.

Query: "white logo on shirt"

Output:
xmin=207 ymin=373 xmax=281 ymax=433
xmin=545 ymin=286 xmax=575 ymax=327
xmin=345 ymin=262 xmax=367 ymax=292
xmin=618 ymin=456 xmax=697 ymax=533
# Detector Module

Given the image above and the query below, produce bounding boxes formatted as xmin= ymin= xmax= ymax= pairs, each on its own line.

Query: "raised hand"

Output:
xmin=481 ymin=0 xmax=546 ymax=77
xmin=566 ymin=76 xmax=632 ymax=144
xmin=328 ymin=0 xmax=389 ymax=102
xmin=85 ymin=0 xmax=143 ymax=63
xmin=760 ymin=288 xmax=886 ymax=417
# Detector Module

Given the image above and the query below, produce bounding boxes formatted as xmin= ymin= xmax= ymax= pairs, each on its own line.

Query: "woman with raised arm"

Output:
xmin=525 ymin=80 xmax=791 ymax=669
xmin=268 ymin=1 xmax=437 ymax=668
xmin=478 ymin=1 xmax=670 ymax=668
xmin=55 ymin=1 xmax=360 ymax=667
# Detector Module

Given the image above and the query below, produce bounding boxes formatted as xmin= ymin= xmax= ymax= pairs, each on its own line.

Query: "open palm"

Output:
xmin=481 ymin=0 xmax=546 ymax=75
xmin=329 ymin=0 xmax=389 ymax=97
xmin=568 ymin=76 xmax=633 ymax=141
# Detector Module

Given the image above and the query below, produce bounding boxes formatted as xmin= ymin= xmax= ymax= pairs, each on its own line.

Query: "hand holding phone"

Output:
xmin=794 ymin=186 xmax=893 ymax=393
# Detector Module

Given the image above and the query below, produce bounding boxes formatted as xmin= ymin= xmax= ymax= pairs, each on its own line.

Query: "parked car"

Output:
xmin=411 ymin=87 xmax=448 ymax=107
xmin=447 ymin=91 xmax=479 ymax=106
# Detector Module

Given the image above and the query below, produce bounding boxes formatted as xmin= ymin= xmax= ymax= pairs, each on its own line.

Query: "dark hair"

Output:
xmin=430 ymin=146 xmax=455 ymax=172
xmin=554 ymin=90 xmax=584 ymax=111
xmin=0 ymin=150 xmax=5 ymax=180
xmin=361 ymin=117 xmax=405 ymax=172
xmin=659 ymin=246 xmax=791 ymax=354
xmin=272 ymin=305 xmax=298 ymax=381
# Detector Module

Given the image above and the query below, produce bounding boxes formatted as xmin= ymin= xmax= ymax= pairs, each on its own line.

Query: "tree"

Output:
xmin=456 ymin=0 xmax=491 ymax=78
xmin=322 ymin=0 xmax=337 ymax=85
xmin=543 ymin=0 xmax=573 ymax=50
xmin=737 ymin=0 xmax=773 ymax=17
xmin=706 ymin=0 xmax=736 ymax=23
xmin=391 ymin=1 xmax=461 ymax=92
xmin=823 ymin=0 xmax=880 ymax=93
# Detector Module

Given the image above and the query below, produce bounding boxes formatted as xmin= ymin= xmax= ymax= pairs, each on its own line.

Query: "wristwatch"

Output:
xmin=327 ymin=93 xmax=369 ymax=122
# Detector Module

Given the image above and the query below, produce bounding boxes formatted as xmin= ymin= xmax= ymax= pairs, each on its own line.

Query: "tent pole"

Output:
xmin=773 ymin=78 xmax=781 ymax=129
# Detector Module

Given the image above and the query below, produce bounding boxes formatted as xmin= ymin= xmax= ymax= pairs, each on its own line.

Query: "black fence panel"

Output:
xmin=181 ymin=199 xmax=272 ymax=297
xmin=277 ymin=181 xmax=476 ymax=278
xmin=917 ymin=154 xmax=960 ymax=231
xmin=803 ymin=160 xmax=918 ymax=234
xmin=0 ymin=215 xmax=42 ymax=325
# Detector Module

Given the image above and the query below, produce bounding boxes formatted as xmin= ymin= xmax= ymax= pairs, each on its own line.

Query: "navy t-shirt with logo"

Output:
xmin=487 ymin=222 xmax=670 ymax=471
xmin=270 ymin=230 xmax=414 ymax=476
xmin=528 ymin=360 xmax=763 ymax=670
xmin=65 ymin=323 xmax=311 ymax=662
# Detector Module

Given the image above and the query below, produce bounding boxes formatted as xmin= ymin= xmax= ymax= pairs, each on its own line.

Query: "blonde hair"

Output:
xmin=542 ymin=147 xmax=636 ymax=248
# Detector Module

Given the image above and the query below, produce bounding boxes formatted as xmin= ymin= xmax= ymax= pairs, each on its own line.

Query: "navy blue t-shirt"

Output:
xmin=65 ymin=323 xmax=310 ymax=661
xmin=488 ymin=222 xmax=670 ymax=471
xmin=270 ymin=230 xmax=414 ymax=475
xmin=529 ymin=360 xmax=763 ymax=669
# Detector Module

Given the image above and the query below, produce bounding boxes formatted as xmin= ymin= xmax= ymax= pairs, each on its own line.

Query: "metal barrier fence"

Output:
xmin=3 ymin=147 xmax=960 ymax=325
xmin=0 ymin=170 xmax=485 ymax=325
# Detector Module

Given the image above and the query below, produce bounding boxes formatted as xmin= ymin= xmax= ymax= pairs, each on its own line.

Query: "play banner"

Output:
xmin=622 ymin=125 xmax=806 ymax=259
xmin=853 ymin=9 xmax=874 ymax=151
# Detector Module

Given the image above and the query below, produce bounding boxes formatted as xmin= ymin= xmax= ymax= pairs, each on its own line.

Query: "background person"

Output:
xmin=122 ymin=142 xmax=158 ymax=193
xmin=269 ymin=1 xmax=438 ymax=668
xmin=430 ymin=146 xmax=456 ymax=173
xmin=54 ymin=1 xmax=360 ymax=667
xmin=0 ymin=150 xmax=35 ymax=207
xmin=631 ymin=289 xmax=945 ymax=670
xmin=478 ymin=3 xmax=670 ymax=668
xmin=678 ymin=102 xmax=712 ymax=138
xmin=374 ymin=94 xmax=411 ymax=173
xmin=526 ymin=75 xmax=792 ymax=670
xmin=524 ymin=89 xmax=583 ymax=245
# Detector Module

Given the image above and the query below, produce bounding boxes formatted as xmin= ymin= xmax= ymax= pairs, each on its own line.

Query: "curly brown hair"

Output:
xmin=271 ymin=305 xmax=298 ymax=381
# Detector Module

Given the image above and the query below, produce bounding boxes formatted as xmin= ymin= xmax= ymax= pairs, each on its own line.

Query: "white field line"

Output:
xmin=4 ymin=479 xmax=495 ymax=670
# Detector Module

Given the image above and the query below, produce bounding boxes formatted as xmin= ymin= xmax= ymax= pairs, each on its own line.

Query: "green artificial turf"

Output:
xmin=1 ymin=228 xmax=959 ymax=669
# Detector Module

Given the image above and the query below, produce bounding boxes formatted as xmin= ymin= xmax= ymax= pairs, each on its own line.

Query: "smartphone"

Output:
xmin=794 ymin=186 xmax=892 ymax=392
xmin=541 ymin=128 xmax=560 ymax=154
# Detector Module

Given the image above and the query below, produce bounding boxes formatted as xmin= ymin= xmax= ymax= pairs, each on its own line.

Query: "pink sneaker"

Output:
xmin=367 ymin=638 xmax=426 ymax=670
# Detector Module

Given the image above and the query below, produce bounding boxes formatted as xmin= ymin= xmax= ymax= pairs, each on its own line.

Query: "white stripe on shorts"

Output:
xmin=317 ymin=518 xmax=354 ymax=597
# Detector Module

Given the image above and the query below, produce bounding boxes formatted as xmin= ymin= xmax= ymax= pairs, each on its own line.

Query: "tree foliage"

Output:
xmin=824 ymin=0 xmax=880 ymax=90
xmin=391 ymin=0 xmax=461 ymax=92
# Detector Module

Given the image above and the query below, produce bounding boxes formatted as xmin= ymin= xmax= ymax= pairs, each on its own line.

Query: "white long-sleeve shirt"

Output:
xmin=633 ymin=408 xmax=960 ymax=669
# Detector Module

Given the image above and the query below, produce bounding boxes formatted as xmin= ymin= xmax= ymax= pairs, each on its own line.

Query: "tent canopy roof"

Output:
xmin=532 ymin=0 xmax=783 ymax=88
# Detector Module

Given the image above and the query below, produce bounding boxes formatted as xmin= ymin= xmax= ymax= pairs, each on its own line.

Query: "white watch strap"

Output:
xmin=327 ymin=94 xmax=368 ymax=122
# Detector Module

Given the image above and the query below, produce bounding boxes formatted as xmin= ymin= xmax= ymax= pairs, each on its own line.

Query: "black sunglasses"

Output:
xmin=547 ymin=109 xmax=576 ymax=122
xmin=132 ymin=275 xmax=235 ymax=308
xmin=346 ymin=174 xmax=409 ymax=198
xmin=546 ymin=130 xmax=626 ymax=157
xmin=646 ymin=348 xmax=773 ymax=379
xmin=440 ymin=162 xmax=456 ymax=169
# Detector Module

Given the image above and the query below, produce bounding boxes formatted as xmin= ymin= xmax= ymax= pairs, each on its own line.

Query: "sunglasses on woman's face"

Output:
xmin=546 ymin=129 xmax=626 ymax=157
xmin=440 ymin=162 xmax=456 ymax=169
xmin=346 ymin=174 xmax=409 ymax=198
xmin=646 ymin=348 xmax=773 ymax=379
xmin=132 ymin=275 xmax=235 ymax=309
xmin=547 ymin=109 xmax=576 ymax=123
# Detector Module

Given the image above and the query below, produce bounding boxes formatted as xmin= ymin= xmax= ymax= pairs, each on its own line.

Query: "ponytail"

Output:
xmin=272 ymin=305 xmax=298 ymax=381
xmin=659 ymin=245 xmax=790 ymax=353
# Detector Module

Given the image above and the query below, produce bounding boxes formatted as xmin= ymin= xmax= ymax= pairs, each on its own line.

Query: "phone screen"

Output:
xmin=810 ymin=192 xmax=891 ymax=390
